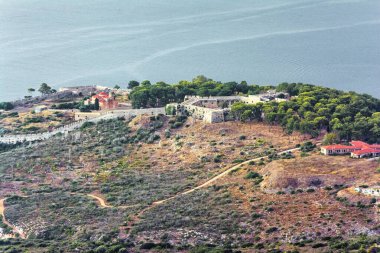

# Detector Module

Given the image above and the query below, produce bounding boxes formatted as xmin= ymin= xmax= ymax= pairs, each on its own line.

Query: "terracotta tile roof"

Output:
xmin=350 ymin=141 xmax=371 ymax=148
xmin=369 ymin=144 xmax=380 ymax=149
xmin=322 ymin=144 xmax=357 ymax=150
xmin=352 ymin=148 xmax=380 ymax=155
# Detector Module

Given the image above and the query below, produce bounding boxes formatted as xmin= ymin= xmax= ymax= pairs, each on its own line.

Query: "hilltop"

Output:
xmin=0 ymin=79 xmax=379 ymax=252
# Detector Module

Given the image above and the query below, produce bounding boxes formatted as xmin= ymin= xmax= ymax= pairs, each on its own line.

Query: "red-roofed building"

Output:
xmin=84 ymin=92 xmax=118 ymax=110
xmin=320 ymin=144 xmax=360 ymax=155
xmin=349 ymin=141 xmax=371 ymax=149
xmin=321 ymin=141 xmax=380 ymax=158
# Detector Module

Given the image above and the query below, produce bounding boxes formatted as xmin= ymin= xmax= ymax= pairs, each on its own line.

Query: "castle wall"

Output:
xmin=203 ymin=110 xmax=225 ymax=123
xmin=0 ymin=108 xmax=165 ymax=144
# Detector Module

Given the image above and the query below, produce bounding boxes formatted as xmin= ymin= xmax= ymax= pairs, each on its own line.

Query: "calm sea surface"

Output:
xmin=1 ymin=0 xmax=380 ymax=101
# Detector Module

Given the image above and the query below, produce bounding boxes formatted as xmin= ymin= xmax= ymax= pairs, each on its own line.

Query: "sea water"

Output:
xmin=0 ymin=0 xmax=379 ymax=101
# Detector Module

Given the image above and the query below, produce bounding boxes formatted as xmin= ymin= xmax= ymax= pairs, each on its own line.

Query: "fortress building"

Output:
xmin=166 ymin=91 xmax=289 ymax=123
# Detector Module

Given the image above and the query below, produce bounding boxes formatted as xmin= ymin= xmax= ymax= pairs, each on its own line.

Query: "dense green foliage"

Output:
xmin=0 ymin=102 xmax=14 ymax=111
xmin=128 ymin=80 xmax=140 ymax=89
xmin=232 ymin=83 xmax=380 ymax=142
xmin=130 ymin=77 xmax=380 ymax=142
xmin=129 ymin=75 xmax=273 ymax=108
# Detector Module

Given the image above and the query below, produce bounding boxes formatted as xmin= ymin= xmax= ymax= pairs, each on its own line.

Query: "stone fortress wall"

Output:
xmin=168 ymin=91 xmax=289 ymax=123
xmin=1 ymin=90 xmax=287 ymax=143
xmin=0 ymin=108 xmax=165 ymax=144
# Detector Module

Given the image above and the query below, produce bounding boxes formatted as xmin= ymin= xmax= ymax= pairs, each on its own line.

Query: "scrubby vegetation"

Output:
xmin=0 ymin=114 xmax=317 ymax=252
xmin=0 ymin=110 xmax=75 ymax=135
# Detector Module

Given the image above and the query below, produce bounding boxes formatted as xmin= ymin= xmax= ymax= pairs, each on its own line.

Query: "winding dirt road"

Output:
xmin=124 ymin=147 xmax=301 ymax=237
xmin=0 ymin=198 xmax=26 ymax=239
xmin=87 ymin=194 xmax=113 ymax=208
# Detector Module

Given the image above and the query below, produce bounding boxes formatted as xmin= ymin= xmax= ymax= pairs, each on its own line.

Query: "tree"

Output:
xmin=323 ymin=133 xmax=339 ymax=145
xmin=94 ymin=98 xmax=100 ymax=110
xmin=38 ymin=83 xmax=54 ymax=95
xmin=141 ymin=80 xmax=151 ymax=86
xmin=114 ymin=85 xmax=120 ymax=90
xmin=192 ymin=75 xmax=211 ymax=84
xmin=27 ymin=88 xmax=35 ymax=96
xmin=241 ymin=110 xmax=253 ymax=122
xmin=128 ymin=80 xmax=140 ymax=89
xmin=130 ymin=88 xmax=150 ymax=108
xmin=0 ymin=102 xmax=14 ymax=111
xmin=165 ymin=105 xmax=176 ymax=115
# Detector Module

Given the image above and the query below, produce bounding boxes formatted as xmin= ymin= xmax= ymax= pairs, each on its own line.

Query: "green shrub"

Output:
xmin=80 ymin=122 xmax=95 ymax=130
xmin=266 ymin=227 xmax=278 ymax=233
xmin=232 ymin=159 xmax=244 ymax=163
xmin=245 ymin=171 xmax=260 ymax=179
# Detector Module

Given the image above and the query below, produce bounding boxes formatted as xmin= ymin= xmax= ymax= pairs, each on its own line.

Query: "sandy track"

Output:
xmin=87 ymin=194 xmax=113 ymax=208
xmin=0 ymin=198 xmax=27 ymax=239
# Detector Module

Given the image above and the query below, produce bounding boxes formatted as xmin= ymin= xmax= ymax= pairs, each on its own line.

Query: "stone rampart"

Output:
xmin=0 ymin=108 xmax=165 ymax=144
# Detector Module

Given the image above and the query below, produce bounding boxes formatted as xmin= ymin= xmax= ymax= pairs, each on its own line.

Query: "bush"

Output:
xmin=94 ymin=246 xmax=107 ymax=253
xmin=80 ymin=122 xmax=95 ymax=130
xmin=213 ymin=155 xmax=222 ymax=163
xmin=172 ymin=122 xmax=183 ymax=128
xmin=251 ymin=213 xmax=262 ymax=220
xmin=140 ymin=242 xmax=156 ymax=250
xmin=245 ymin=171 xmax=260 ymax=179
xmin=300 ymin=141 xmax=316 ymax=152
xmin=165 ymin=129 xmax=171 ymax=138
xmin=266 ymin=227 xmax=278 ymax=233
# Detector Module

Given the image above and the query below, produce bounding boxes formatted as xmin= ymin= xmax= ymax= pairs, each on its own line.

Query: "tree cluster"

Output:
xmin=0 ymin=102 xmax=14 ymax=111
xmin=129 ymin=75 xmax=273 ymax=108
xmin=232 ymin=83 xmax=380 ymax=142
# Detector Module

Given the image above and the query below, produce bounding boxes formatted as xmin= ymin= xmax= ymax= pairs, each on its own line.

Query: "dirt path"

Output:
xmin=87 ymin=194 xmax=113 ymax=208
xmin=123 ymin=147 xmax=301 ymax=237
xmin=0 ymin=198 xmax=27 ymax=239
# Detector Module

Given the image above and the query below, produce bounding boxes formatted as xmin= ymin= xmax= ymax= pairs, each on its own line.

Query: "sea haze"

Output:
xmin=0 ymin=0 xmax=379 ymax=101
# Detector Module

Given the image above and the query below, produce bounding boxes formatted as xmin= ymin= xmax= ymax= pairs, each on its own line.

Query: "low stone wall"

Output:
xmin=0 ymin=108 xmax=165 ymax=144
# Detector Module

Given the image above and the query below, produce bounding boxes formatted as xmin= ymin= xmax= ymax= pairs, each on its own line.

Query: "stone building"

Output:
xmin=84 ymin=92 xmax=118 ymax=110
xmin=168 ymin=91 xmax=289 ymax=123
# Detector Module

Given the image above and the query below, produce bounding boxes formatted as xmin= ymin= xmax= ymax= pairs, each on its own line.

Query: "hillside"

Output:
xmin=0 ymin=113 xmax=379 ymax=252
